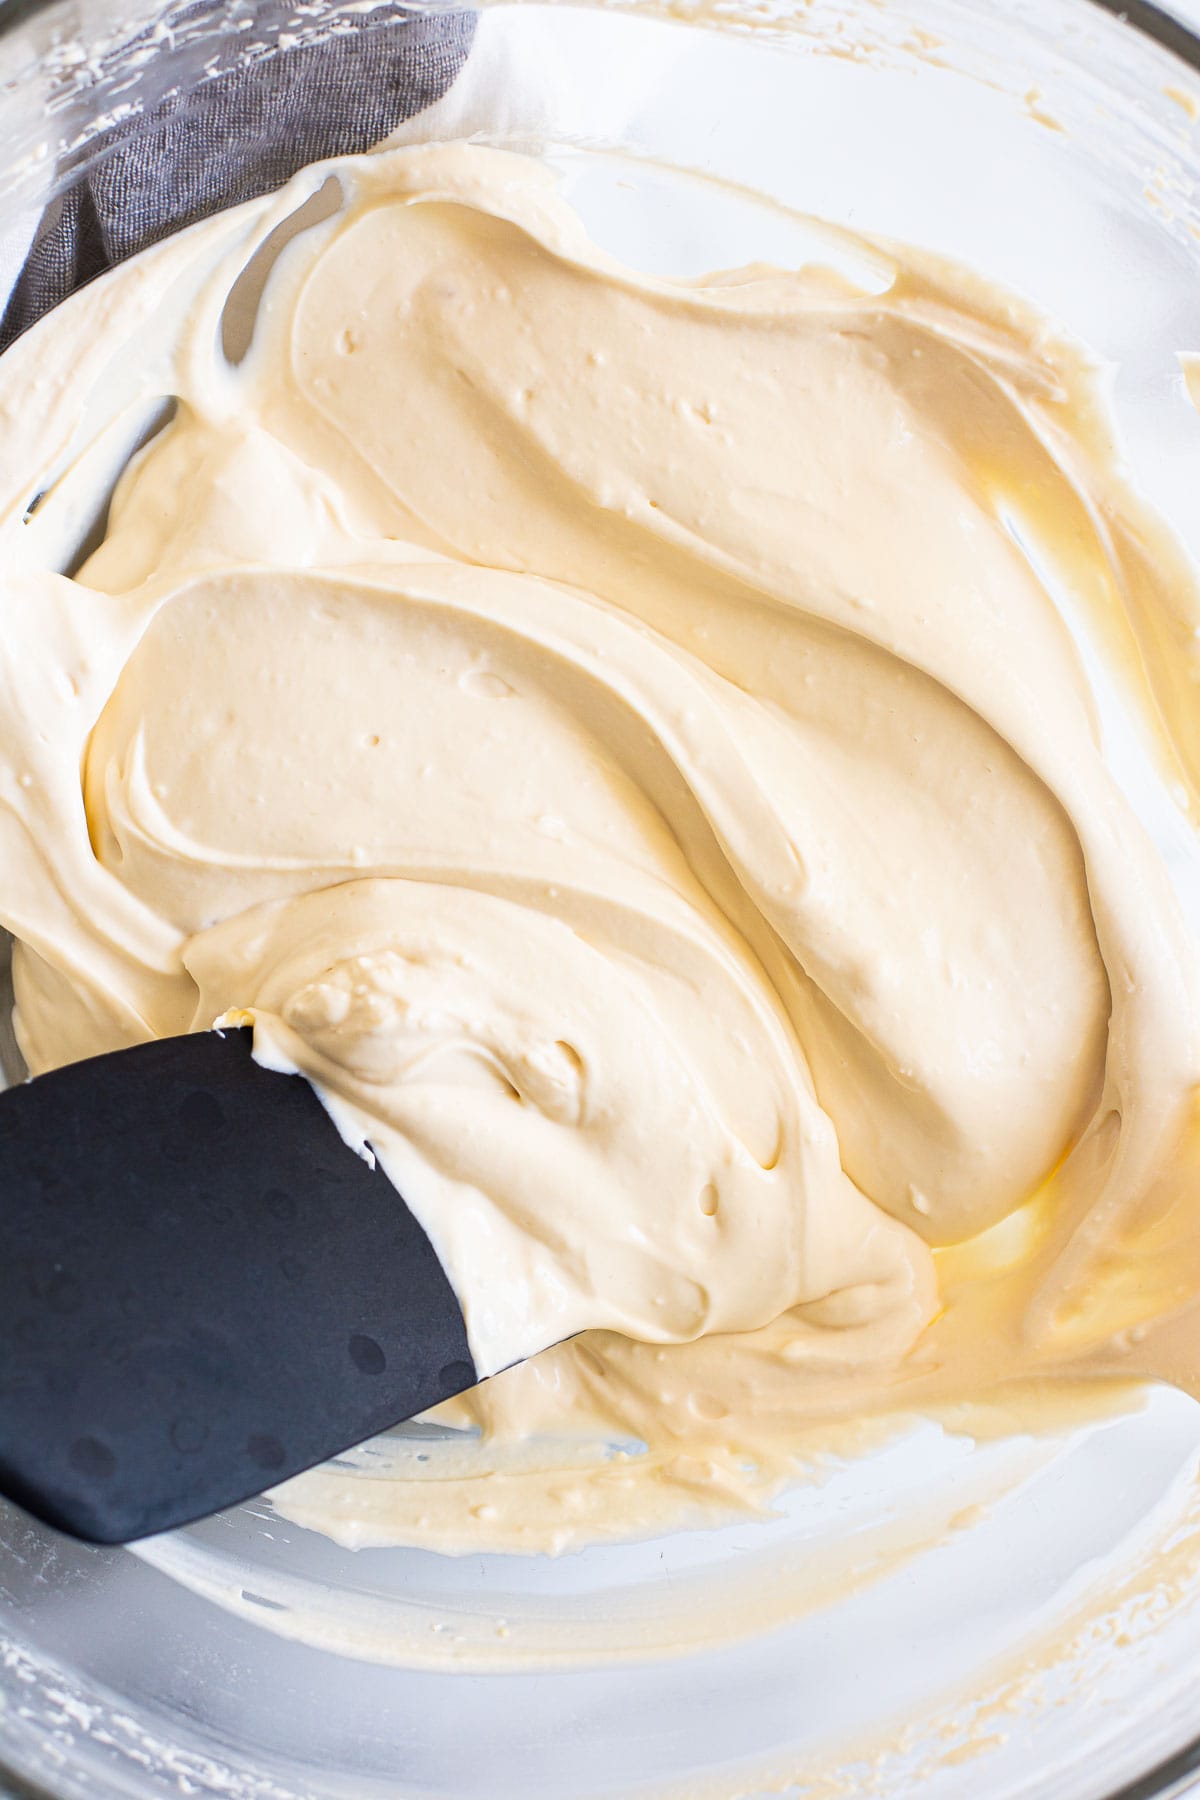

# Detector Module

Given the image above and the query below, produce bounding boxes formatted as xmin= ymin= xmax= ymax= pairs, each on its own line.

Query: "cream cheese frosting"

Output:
xmin=2 ymin=142 xmax=1200 ymax=1551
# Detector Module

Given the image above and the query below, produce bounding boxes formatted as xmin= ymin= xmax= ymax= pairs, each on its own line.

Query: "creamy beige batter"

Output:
xmin=2 ymin=142 xmax=1200 ymax=1552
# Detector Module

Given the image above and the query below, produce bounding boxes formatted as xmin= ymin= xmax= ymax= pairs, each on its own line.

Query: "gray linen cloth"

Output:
xmin=0 ymin=4 xmax=474 ymax=348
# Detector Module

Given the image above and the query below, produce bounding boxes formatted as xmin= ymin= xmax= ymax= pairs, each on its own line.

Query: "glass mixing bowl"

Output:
xmin=3 ymin=1 xmax=1200 ymax=1795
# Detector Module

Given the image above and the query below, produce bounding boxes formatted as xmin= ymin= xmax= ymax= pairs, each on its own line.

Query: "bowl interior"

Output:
xmin=3 ymin=4 xmax=1200 ymax=1797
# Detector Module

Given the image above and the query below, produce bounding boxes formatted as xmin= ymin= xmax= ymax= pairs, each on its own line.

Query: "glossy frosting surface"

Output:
xmin=2 ymin=143 xmax=1199 ymax=1550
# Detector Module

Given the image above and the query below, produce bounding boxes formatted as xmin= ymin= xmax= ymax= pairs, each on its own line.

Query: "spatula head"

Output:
xmin=0 ymin=1028 xmax=477 ymax=1543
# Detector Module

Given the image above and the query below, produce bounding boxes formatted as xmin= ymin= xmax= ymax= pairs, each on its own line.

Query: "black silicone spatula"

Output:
xmin=0 ymin=1028 xmax=487 ymax=1545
